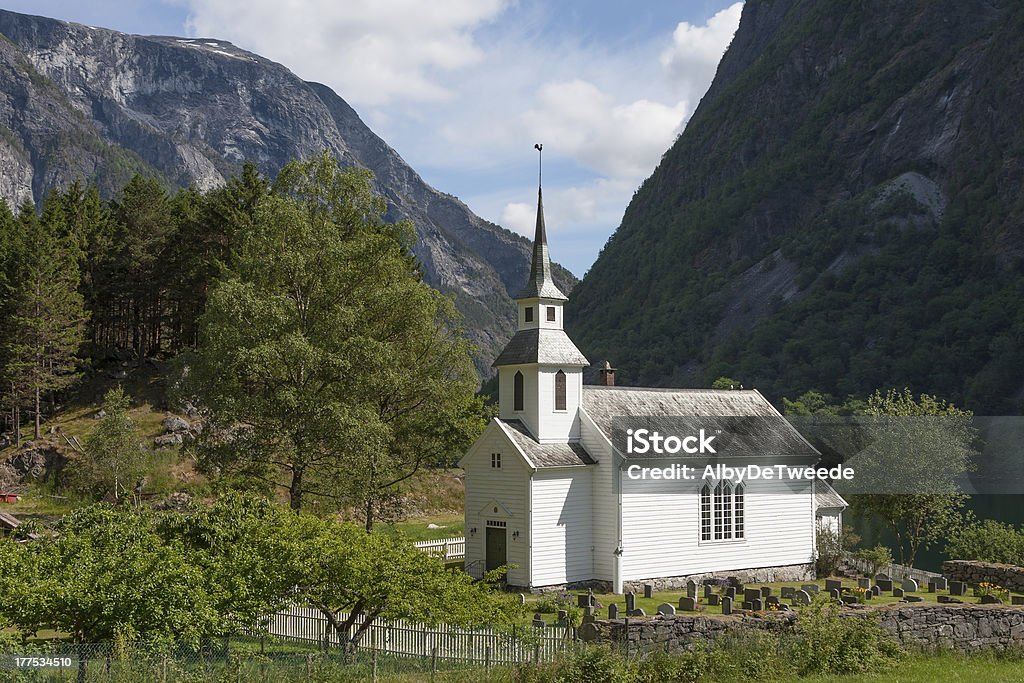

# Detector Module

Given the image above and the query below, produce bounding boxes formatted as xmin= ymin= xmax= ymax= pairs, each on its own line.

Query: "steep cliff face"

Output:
xmin=569 ymin=0 xmax=1024 ymax=413
xmin=0 ymin=9 xmax=574 ymax=371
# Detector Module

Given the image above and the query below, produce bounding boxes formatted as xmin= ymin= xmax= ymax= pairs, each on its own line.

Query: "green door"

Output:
xmin=485 ymin=526 xmax=507 ymax=572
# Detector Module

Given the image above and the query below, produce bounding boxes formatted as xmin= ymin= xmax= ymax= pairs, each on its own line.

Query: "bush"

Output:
xmin=788 ymin=595 xmax=902 ymax=676
xmin=945 ymin=519 xmax=1024 ymax=566
xmin=816 ymin=525 xmax=844 ymax=577
xmin=855 ymin=545 xmax=893 ymax=577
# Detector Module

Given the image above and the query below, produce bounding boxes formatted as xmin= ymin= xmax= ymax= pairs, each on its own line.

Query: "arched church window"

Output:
xmin=514 ymin=371 xmax=524 ymax=411
xmin=734 ymin=484 xmax=745 ymax=539
xmin=554 ymin=370 xmax=566 ymax=410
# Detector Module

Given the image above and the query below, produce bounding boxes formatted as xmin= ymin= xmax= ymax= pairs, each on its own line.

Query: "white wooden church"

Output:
xmin=460 ymin=171 xmax=846 ymax=593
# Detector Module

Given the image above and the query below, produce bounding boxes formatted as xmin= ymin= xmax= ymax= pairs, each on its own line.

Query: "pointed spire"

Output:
xmin=517 ymin=144 xmax=567 ymax=301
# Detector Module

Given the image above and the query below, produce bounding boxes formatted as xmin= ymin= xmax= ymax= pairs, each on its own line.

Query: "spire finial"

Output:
xmin=535 ymin=142 xmax=543 ymax=188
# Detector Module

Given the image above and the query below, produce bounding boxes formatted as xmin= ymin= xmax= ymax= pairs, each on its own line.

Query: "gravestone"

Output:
xmin=766 ymin=595 xmax=780 ymax=606
xmin=901 ymin=578 xmax=919 ymax=593
xmin=938 ymin=595 xmax=963 ymax=604
xmin=981 ymin=594 xmax=1003 ymax=605
xmin=928 ymin=582 xmax=937 ymax=593
xmin=582 ymin=612 xmax=595 ymax=625
xmin=519 ymin=594 xmax=526 ymax=605
xmin=1012 ymin=596 xmax=1024 ymax=606
xmin=721 ymin=596 xmax=733 ymax=615
xmin=577 ymin=594 xmax=590 ymax=608
xmin=532 ymin=617 xmax=546 ymax=628
xmin=557 ymin=609 xmax=568 ymax=626
xmin=625 ymin=592 xmax=636 ymax=612
xmin=871 ymin=586 xmax=881 ymax=597
xmin=876 ymin=579 xmax=893 ymax=592
xmin=742 ymin=602 xmax=753 ymax=611
xmin=777 ymin=603 xmax=791 ymax=611
xmin=830 ymin=588 xmax=842 ymax=601
xmin=862 ymin=590 xmax=872 ymax=600
xmin=781 ymin=586 xmax=795 ymax=599
xmin=875 ymin=573 xmax=890 ymax=582
xmin=857 ymin=578 xmax=870 ymax=589
xmin=801 ymin=584 xmax=820 ymax=596
xmin=760 ymin=586 xmax=772 ymax=598
xmin=708 ymin=594 xmax=721 ymax=606
xmin=686 ymin=580 xmax=698 ymax=599
xmin=893 ymin=588 xmax=904 ymax=598
xmin=825 ymin=579 xmax=843 ymax=594
xmin=704 ymin=584 xmax=714 ymax=599
xmin=744 ymin=588 xmax=762 ymax=603
xmin=583 ymin=606 xmax=595 ymax=620
xmin=933 ymin=576 xmax=948 ymax=590
xmin=795 ymin=589 xmax=811 ymax=606
xmin=904 ymin=595 xmax=924 ymax=603
xmin=628 ymin=608 xmax=646 ymax=617
xmin=841 ymin=595 xmax=859 ymax=605
xmin=949 ymin=581 xmax=968 ymax=596
xmin=677 ymin=598 xmax=696 ymax=613
xmin=608 ymin=604 xmax=619 ymax=619
xmin=659 ymin=602 xmax=677 ymax=615
xmin=589 ymin=589 xmax=597 ymax=607
xmin=751 ymin=598 xmax=763 ymax=611
xmin=725 ymin=587 xmax=737 ymax=599
xmin=644 ymin=584 xmax=654 ymax=599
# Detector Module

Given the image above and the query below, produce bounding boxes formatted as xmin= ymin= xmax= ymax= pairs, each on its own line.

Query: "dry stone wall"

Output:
xmin=943 ymin=561 xmax=1024 ymax=593
xmin=579 ymin=606 xmax=1024 ymax=653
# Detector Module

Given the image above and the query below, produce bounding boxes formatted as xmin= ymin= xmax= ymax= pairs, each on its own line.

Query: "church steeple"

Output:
xmin=492 ymin=144 xmax=588 ymax=444
xmin=516 ymin=144 xmax=567 ymax=301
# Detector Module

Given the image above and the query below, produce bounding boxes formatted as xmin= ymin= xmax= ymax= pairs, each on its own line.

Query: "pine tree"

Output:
xmin=5 ymin=198 xmax=88 ymax=440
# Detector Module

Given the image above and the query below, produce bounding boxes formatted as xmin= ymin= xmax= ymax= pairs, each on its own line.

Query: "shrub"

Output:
xmin=788 ymin=595 xmax=902 ymax=676
xmin=945 ymin=519 xmax=1024 ymax=566
xmin=855 ymin=544 xmax=893 ymax=577
xmin=816 ymin=525 xmax=844 ymax=577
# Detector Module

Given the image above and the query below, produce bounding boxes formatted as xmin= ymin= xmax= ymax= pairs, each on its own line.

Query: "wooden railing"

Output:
xmin=413 ymin=536 xmax=465 ymax=561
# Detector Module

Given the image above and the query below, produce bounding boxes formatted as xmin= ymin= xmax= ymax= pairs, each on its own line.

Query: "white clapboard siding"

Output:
xmin=620 ymin=474 xmax=814 ymax=581
xmin=412 ymin=537 xmax=466 ymax=561
xmin=530 ymin=468 xmax=593 ymax=586
xmin=581 ymin=412 xmax=616 ymax=581
xmin=462 ymin=423 xmax=531 ymax=584
xmin=261 ymin=604 xmax=572 ymax=664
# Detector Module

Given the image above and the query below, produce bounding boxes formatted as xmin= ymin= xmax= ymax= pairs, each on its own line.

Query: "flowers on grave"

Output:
xmin=974 ymin=582 xmax=1010 ymax=602
xmin=850 ymin=587 xmax=870 ymax=604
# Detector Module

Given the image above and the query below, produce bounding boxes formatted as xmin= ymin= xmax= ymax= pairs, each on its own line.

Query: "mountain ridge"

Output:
xmin=0 ymin=8 xmax=576 ymax=372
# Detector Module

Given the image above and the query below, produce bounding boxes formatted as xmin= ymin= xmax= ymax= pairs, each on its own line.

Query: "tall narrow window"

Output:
xmin=546 ymin=307 xmax=556 ymax=322
xmin=722 ymin=482 xmax=733 ymax=539
xmin=714 ymin=482 xmax=725 ymax=540
xmin=513 ymin=371 xmax=524 ymax=411
xmin=524 ymin=307 xmax=534 ymax=322
xmin=734 ymin=484 xmax=745 ymax=539
xmin=700 ymin=484 xmax=711 ymax=541
xmin=554 ymin=370 xmax=566 ymax=411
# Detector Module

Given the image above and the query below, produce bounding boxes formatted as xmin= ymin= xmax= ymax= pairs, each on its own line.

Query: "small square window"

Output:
xmin=524 ymin=307 xmax=534 ymax=322
xmin=546 ymin=307 xmax=556 ymax=322
xmin=491 ymin=453 xmax=501 ymax=468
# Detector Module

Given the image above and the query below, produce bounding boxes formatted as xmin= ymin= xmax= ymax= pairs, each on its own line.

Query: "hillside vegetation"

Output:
xmin=568 ymin=0 xmax=1024 ymax=414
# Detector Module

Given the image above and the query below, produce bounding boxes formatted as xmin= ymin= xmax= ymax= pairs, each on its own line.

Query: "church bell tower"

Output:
xmin=492 ymin=145 xmax=589 ymax=443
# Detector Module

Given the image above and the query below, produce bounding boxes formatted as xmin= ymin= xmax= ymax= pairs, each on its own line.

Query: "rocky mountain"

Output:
xmin=568 ymin=0 xmax=1024 ymax=413
xmin=0 ymin=9 xmax=574 ymax=373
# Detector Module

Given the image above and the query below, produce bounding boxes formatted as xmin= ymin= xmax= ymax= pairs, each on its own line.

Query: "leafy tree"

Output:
xmin=711 ymin=376 xmax=742 ymax=390
xmin=186 ymin=155 xmax=481 ymax=520
xmin=853 ymin=545 xmax=893 ymax=578
xmin=848 ymin=389 xmax=975 ymax=567
xmin=284 ymin=513 xmax=521 ymax=648
xmin=945 ymin=517 xmax=1024 ymax=566
xmin=71 ymin=387 xmax=146 ymax=503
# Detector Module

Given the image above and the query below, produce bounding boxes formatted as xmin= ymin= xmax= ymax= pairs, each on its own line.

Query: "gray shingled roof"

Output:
xmin=516 ymin=188 xmax=568 ymax=301
xmin=815 ymin=481 xmax=848 ymax=510
xmin=492 ymin=328 xmax=590 ymax=367
xmin=581 ymin=386 xmax=820 ymax=459
xmin=498 ymin=419 xmax=595 ymax=468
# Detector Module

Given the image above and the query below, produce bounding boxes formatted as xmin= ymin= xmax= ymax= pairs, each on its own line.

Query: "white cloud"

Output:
xmin=179 ymin=0 xmax=507 ymax=105
xmin=661 ymin=2 xmax=744 ymax=101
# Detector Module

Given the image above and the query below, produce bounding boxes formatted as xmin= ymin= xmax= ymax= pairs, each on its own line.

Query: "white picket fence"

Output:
xmin=262 ymin=604 xmax=573 ymax=665
xmin=413 ymin=536 xmax=465 ymax=561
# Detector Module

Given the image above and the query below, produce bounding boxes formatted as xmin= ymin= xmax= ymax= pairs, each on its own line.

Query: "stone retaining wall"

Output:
xmin=943 ymin=561 xmax=1024 ymax=593
xmin=621 ymin=563 xmax=815 ymax=593
xmin=579 ymin=606 xmax=1024 ymax=653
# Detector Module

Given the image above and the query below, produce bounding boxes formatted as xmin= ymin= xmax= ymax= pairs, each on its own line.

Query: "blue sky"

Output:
xmin=3 ymin=1 xmax=741 ymax=275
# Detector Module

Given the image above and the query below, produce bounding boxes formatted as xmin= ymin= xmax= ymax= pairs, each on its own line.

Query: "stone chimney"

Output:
xmin=599 ymin=361 xmax=616 ymax=387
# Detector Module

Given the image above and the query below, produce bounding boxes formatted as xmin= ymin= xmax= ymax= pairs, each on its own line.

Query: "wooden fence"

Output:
xmin=412 ymin=536 xmax=465 ymax=561
xmin=843 ymin=553 xmax=943 ymax=583
xmin=262 ymin=604 xmax=573 ymax=665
